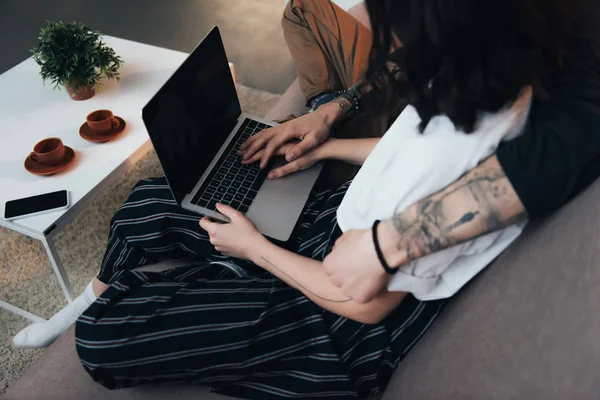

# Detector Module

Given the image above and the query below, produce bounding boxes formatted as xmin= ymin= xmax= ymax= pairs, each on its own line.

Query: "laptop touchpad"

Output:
xmin=246 ymin=157 xmax=323 ymax=242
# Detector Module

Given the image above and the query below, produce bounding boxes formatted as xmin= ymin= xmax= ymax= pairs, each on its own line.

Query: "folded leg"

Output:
xmin=98 ymin=176 xmax=220 ymax=284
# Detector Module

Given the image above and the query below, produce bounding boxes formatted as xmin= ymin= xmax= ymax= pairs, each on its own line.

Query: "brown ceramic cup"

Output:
xmin=86 ymin=109 xmax=116 ymax=134
xmin=30 ymin=137 xmax=66 ymax=166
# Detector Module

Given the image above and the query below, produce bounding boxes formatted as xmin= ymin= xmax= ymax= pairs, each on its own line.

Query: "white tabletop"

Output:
xmin=0 ymin=36 xmax=188 ymax=235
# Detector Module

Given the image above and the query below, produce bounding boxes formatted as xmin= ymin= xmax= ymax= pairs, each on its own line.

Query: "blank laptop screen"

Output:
xmin=142 ymin=27 xmax=241 ymax=204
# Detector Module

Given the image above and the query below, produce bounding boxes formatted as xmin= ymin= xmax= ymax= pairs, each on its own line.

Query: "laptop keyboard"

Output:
xmin=191 ymin=118 xmax=272 ymax=214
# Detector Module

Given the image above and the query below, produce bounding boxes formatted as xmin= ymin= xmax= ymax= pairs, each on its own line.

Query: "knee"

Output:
xmin=75 ymin=321 xmax=121 ymax=389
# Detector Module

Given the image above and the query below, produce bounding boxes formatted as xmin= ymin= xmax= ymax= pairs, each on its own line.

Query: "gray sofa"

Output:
xmin=5 ymin=5 xmax=600 ymax=400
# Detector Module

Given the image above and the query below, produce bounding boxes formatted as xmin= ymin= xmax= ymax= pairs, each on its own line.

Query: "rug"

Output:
xmin=0 ymin=84 xmax=281 ymax=394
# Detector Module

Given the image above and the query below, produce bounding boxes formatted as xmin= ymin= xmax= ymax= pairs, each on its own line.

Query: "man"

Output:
xmin=240 ymin=0 xmax=600 ymax=303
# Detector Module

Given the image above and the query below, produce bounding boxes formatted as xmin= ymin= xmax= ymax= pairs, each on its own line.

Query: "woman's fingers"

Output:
xmin=268 ymin=159 xmax=304 ymax=180
xmin=260 ymin=131 xmax=301 ymax=169
xmin=215 ymin=203 xmax=240 ymax=219
xmin=199 ymin=217 xmax=216 ymax=234
xmin=285 ymin=135 xmax=321 ymax=162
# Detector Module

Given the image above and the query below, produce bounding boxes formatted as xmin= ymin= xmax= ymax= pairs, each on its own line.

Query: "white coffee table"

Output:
xmin=0 ymin=36 xmax=192 ymax=323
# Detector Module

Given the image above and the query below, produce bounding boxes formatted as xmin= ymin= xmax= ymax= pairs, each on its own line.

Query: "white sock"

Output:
xmin=13 ymin=281 xmax=97 ymax=348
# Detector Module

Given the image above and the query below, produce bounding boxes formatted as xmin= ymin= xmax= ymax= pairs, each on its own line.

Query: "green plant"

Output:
xmin=31 ymin=21 xmax=124 ymax=94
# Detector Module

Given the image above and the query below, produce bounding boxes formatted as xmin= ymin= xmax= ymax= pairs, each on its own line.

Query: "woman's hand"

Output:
xmin=242 ymin=141 xmax=326 ymax=180
xmin=199 ymin=203 xmax=267 ymax=260
xmin=239 ymin=105 xmax=339 ymax=169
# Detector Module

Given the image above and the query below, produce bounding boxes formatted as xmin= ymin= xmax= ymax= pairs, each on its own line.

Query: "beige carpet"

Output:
xmin=0 ymin=84 xmax=281 ymax=394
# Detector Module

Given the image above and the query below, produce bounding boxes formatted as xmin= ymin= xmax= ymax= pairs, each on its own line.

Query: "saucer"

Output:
xmin=79 ymin=116 xmax=126 ymax=143
xmin=24 ymin=146 xmax=75 ymax=176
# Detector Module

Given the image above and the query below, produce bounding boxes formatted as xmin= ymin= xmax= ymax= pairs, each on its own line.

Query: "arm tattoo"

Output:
xmin=333 ymin=97 xmax=350 ymax=110
xmin=391 ymin=155 xmax=527 ymax=262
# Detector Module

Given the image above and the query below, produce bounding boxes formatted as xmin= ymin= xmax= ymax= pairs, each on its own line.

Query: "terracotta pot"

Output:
xmin=65 ymin=83 xmax=96 ymax=101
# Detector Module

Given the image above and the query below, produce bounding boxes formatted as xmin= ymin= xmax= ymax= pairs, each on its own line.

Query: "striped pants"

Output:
xmin=76 ymin=177 xmax=444 ymax=399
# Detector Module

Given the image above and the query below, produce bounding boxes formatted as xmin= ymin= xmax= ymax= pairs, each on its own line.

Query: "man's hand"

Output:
xmin=239 ymin=101 xmax=348 ymax=169
xmin=323 ymin=226 xmax=394 ymax=304
xmin=241 ymin=142 xmax=325 ymax=180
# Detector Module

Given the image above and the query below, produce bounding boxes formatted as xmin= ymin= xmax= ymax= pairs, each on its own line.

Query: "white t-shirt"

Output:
xmin=336 ymin=88 xmax=532 ymax=300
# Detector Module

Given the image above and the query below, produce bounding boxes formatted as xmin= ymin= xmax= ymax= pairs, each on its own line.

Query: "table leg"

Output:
xmin=42 ymin=236 xmax=75 ymax=303
xmin=0 ymin=300 xmax=46 ymax=323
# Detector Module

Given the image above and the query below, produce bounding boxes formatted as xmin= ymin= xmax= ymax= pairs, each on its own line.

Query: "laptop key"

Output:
xmin=224 ymin=194 xmax=233 ymax=202
xmin=191 ymin=192 xmax=203 ymax=204
xmin=230 ymin=167 xmax=240 ymax=174
xmin=234 ymin=175 xmax=244 ymax=183
xmin=242 ymin=198 xmax=253 ymax=207
xmin=223 ymin=161 xmax=233 ymax=168
xmin=197 ymin=199 xmax=208 ymax=207
xmin=216 ymin=186 xmax=226 ymax=194
xmin=238 ymin=187 xmax=248 ymax=195
xmin=248 ymin=120 xmax=258 ymax=129
xmin=248 ymin=190 xmax=258 ymax=199
xmin=226 ymin=173 xmax=235 ymax=181
xmin=201 ymin=192 xmax=212 ymax=200
xmin=226 ymin=155 xmax=236 ymax=163
xmin=241 ymin=181 xmax=251 ymax=189
xmin=207 ymin=200 xmax=217 ymax=210
xmin=231 ymin=201 xmax=241 ymax=209
xmin=231 ymin=180 xmax=241 ymax=189
xmin=234 ymin=193 xmax=244 ymax=202
xmin=206 ymin=186 xmax=217 ymax=194
xmin=227 ymin=187 xmax=237 ymax=195
xmin=218 ymin=167 xmax=228 ymax=175
xmin=239 ymin=205 xmax=250 ymax=213
xmin=251 ymin=179 xmax=263 ymax=191
xmin=222 ymin=179 xmax=232 ymax=187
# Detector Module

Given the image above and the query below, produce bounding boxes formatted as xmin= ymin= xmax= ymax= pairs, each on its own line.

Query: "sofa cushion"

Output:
xmin=382 ymin=179 xmax=600 ymax=400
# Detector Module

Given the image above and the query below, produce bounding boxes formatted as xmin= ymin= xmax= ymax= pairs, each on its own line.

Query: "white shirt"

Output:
xmin=336 ymin=88 xmax=532 ymax=300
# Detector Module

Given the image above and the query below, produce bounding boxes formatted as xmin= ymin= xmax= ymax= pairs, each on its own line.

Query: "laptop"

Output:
xmin=142 ymin=27 xmax=323 ymax=241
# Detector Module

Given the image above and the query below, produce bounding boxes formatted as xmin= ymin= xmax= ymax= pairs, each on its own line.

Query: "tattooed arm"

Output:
xmin=381 ymin=155 xmax=527 ymax=265
xmin=323 ymin=155 xmax=527 ymax=303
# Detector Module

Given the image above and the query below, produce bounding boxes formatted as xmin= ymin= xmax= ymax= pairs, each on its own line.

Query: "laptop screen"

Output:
xmin=142 ymin=27 xmax=241 ymax=204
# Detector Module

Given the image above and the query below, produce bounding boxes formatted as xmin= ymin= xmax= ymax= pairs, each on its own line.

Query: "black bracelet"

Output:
xmin=372 ymin=220 xmax=398 ymax=275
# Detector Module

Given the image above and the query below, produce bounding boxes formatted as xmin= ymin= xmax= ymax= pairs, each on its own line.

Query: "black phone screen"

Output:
xmin=4 ymin=190 xmax=68 ymax=219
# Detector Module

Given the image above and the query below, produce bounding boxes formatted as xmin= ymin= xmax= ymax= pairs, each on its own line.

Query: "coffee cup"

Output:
xmin=86 ymin=109 xmax=117 ymax=135
xmin=30 ymin=137 xmax=66 ymax=166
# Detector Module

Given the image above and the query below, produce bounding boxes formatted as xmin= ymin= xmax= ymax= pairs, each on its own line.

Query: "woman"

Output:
xmin=14 ymin=0 xmax=570 ymax=398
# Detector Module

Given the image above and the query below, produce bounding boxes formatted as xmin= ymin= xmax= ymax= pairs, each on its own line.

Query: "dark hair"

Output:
xmin=365 ymin=0 xmax=575 ymax=133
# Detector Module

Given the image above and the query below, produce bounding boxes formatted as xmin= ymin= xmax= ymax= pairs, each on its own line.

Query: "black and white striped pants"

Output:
xmin=76 ymin=177 xmax=444 ymax=399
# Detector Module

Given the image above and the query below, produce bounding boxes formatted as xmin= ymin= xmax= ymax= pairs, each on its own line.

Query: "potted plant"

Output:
xmin=31 ymin=21 xmax=124 ymax=101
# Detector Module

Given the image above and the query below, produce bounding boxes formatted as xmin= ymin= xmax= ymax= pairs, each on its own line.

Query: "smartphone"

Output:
xmin=4 ymin=190 xmax=69 ymax=221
